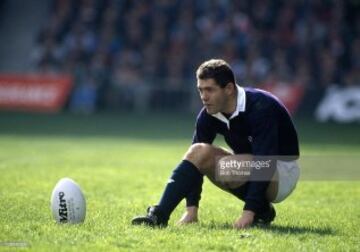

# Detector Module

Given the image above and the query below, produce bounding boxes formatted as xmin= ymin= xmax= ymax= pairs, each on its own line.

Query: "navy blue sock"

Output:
xmin=156 ymin=160 xmax=202 ymax=221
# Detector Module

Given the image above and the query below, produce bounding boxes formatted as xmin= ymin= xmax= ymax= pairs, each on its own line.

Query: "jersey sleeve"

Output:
xmin=243 ymin=113 xmax=279 ymax=213
xmin=192 ymin=110 xmax=217 ymax=144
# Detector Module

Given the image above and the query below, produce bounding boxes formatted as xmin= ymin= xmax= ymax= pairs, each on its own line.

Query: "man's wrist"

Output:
xmin=242 ymin=210 xmax=255 ymax=218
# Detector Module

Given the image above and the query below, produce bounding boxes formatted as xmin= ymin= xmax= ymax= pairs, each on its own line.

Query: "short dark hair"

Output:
xmin=196 ymin=59 xmax=236 ymax=88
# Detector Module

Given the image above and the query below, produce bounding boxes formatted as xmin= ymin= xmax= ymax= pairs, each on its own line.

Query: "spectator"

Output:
xmin=33 ymin=0 xmax=360 ymax=112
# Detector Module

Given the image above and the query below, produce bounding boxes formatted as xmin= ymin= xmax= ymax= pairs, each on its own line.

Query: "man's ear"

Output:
xmin=224 ymin=82 xmax=235 ymax=95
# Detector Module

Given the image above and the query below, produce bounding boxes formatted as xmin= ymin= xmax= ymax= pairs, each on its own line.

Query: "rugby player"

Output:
xmin=132 ymin=59 xmax=300 ymax=229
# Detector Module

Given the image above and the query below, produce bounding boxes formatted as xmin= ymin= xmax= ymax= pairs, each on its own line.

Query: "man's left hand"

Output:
xmin=177 ymin=206 xmax=198 ymax=225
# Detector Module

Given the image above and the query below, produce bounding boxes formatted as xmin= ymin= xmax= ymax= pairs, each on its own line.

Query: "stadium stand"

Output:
xmin=29 ymin=0 xmax=360 ymax=112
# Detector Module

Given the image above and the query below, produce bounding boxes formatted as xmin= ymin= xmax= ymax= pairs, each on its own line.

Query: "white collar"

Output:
xmin=210 ymin=84 xmax=246 ymax=128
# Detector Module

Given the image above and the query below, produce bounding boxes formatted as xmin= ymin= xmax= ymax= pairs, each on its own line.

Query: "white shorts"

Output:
xmin=272 ymin=160 xmax=300 ymax=203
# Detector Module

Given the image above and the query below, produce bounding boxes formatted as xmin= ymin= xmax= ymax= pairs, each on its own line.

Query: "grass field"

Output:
xmin=0 ymin=112 xmax=359 ymax=251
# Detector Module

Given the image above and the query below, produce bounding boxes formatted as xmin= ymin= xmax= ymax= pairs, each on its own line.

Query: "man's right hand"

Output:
xmin=233 ymin=210 xmax=255 ymax=229
xmin=177 ymin=206 xmax=198 ymax=225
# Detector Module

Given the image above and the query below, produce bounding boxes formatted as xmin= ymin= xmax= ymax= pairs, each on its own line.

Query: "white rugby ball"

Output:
xmin=50 ymin=178 xmax=86 ymax=224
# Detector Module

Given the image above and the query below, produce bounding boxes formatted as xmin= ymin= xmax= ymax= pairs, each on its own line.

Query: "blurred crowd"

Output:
xmin=31 ymin=0 xmax=360 ymax=112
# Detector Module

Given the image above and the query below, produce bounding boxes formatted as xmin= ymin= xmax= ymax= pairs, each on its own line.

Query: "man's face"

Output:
xmin=197 ymin=78 xmax=230 ymax=114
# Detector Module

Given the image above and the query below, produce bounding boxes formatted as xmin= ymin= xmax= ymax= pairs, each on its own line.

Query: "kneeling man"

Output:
xmin=132 ymin=59 xmax=300 ymax=229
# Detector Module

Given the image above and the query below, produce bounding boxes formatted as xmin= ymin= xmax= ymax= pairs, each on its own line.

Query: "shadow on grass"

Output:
xmin=261 ymin=224 xmax=336 ymax=235
xmin=202 ymin=222 xmax=336 ymax=236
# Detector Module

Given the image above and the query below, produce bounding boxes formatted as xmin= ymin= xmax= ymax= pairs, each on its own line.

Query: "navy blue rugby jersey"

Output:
xmin=187 ymin=85 xmax=299 ymax=212
xmin=192 ymin=85 xmax=299 ymax=157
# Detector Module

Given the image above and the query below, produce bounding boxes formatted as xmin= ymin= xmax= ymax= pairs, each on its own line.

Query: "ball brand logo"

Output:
xmin=58 ymin=191 xmax=68 ymax=222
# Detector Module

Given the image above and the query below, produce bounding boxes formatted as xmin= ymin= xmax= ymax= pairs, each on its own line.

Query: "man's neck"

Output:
xmin=222 ymin=112 xmax=232 ymax=119
xmin=222 ymin=89 xmax=238 ymax=115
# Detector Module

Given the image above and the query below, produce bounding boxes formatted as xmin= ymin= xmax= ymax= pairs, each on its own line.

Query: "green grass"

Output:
xmin=0 ymin=112 xmax=359 ymax=251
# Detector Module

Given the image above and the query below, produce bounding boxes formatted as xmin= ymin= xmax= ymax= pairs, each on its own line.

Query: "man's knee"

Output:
xmin=183 ymin=143 xmax=213 ymax=169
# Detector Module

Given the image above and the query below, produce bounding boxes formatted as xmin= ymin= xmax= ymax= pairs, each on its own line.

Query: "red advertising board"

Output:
xmin=260 ymin=81 xmax=305 ymax=115
xmin=0 ymin=74 xmax=73 ymax=112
